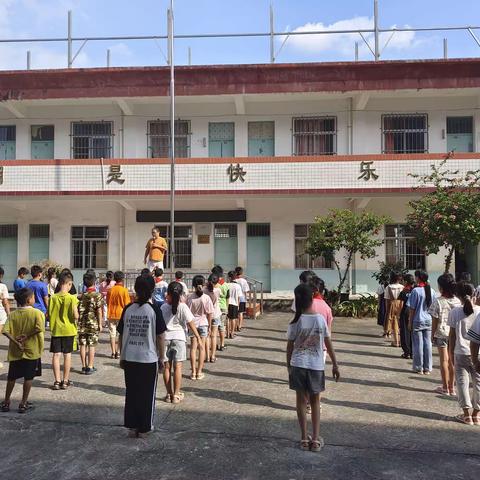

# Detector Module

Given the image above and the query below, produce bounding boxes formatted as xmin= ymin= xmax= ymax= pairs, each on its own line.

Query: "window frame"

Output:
xmin=147 ymin=119 xmax=191 ymax=158
xmin=384 ymin=224 xmax=426 ymax=270
xmin=382 ymin=114 xmax=429 ymax=154
xmin=292 ymin=116 xmax=337 ymax=156
xmin=71 ymin=226 xmax=109 ymax=270
xmin=294 ymin=224 xmax=333 ymax=270
xmin=156 ymin=224 xmax=192 ymax=269
xmin=70 ymin=121 xmax=114 ymax=159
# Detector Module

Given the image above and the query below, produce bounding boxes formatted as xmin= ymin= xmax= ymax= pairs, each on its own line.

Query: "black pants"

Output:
xmin=399 ymin=311 xmax=412 ymax=356
xmin=123 ymin=361 xmax=158 ymax=433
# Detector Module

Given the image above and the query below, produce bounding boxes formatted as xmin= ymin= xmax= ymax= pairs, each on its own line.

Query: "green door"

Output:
xmin=31 ymin=126 xmax=55 ymax=159
xmin=209 ymin=122 xmax=234 ymax=157
xmin=214 ymin=224 xmax=238 ymax=273
xmin=0 ymin=225 xmax=18 ymax=290
xmin=248 ymin=121 xmax=274 ymax=156
xmin=0 ymin=126 xmax=16 ymax=160
xmin=447 ymin=117 xmax=473 ymax=153
xmin=246 ymin=224 xmax=271 ymax=291
xmin=29 ymin=224 xmax=50 ymax=263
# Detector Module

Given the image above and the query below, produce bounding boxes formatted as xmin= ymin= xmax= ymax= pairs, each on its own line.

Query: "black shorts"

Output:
xmin=289 ymin=366 xmax=325 ymax=395
xmin=228 ymin=305 xmax=239 ymax=319
xmin=50 ymin=336 xmax=75 ymax=354
xmin=8 ymin=359 xmax=42 ymax=381
xmin=238 ymin=302 xmax=246 ymax=314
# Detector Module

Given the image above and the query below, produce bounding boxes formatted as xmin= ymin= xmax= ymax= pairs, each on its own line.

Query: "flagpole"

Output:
xmin=168 ymin=0 xmax=175 ymax=273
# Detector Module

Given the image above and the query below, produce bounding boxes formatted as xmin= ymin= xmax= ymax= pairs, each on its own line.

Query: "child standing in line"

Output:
xmin=99 ymin=271 xmax=115 ymax=328
xmin=384 ymin=273 xmax=405 ymax=348
xmin=428 ymin=274 xmax=461 ymax=395
xmin=204 ymin=273 xmax=222 ymax=362
xmin=161 ymin=282 xmax=200 ymax=403
xmin=152 ymin=268 xmax=168 ymax=307
xmin=0 ymin=267 xmax=10 ymax=336
xmin=377 ymin=281 xmax=388 ymax=336
xmin=448 ymin=282 xmax=480 ymax=425
xmin=235 ymin=267 xmax=250 ymax=331
xmin=106 ymin=271 xmax=131 ymax=359
xmin=1 ymin=288 xmax=44 ymax=413
xmin=287 ymin=283 xmax=340 ymax=452
xmin=186 ymin=275 xmax=214 ymax=380
xmin=226 ymin=271 xmax=242 ymax=339
xmin=175 ymin=271 xmax=189 ymax=300
xmin=48 ymin=272 xmax=79 ymax=390
xmin=407 ymin=270 xmax=437 ymax=375
xmin=26 ymin=265 xmax=49 ymax=316
xmin=46 ymin=267 xmax=58 ymax=297
xmin=310 ymin=276 xmax=333 ymax=355
xmin=54 ymin=269 xmax=77 ymax=295
xmin=78 ymin=273 xmax=103 ymax=375
xmin=14 ymin=267 xmax=29 ymax=293
xmin=399 ymin=274 xmax=415 ymax=359
xmin=212 ymin=266 xmax=229 ymax=351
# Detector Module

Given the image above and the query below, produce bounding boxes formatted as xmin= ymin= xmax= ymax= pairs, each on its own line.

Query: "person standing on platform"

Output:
xmin=144 ymin=227 xmax=168 ymax=271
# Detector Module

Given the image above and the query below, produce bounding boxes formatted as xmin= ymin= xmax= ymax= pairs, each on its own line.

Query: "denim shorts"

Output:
xmin=165 ymin=339 xmax=186 ymax=363
xmin=189 ymin=325 xmax=208 ymax=338
xmin=289 ymin=366 xmax=325 ymax=394
xmin=433 ymin=337 xmax=448 ymax=348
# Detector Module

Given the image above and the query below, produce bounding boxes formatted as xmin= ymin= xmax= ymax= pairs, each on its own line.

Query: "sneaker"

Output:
xmin=81 ymin=367 xmax=87 ymax=374
xmin=85 ymin=368 xmax=93 ymax=375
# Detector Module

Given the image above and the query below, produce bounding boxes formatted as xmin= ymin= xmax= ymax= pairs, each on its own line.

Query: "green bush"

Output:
xmin=333 ymin=294 xmax=378 ymax=318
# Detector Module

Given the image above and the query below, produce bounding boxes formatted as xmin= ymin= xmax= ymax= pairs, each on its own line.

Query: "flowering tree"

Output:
xmin=307 ymin=209 xmax=391 ymax=296
xmin=406 ymin=160 xmax=480 ymax=273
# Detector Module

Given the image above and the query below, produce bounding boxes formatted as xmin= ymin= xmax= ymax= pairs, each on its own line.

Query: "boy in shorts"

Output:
xmin=78 ymin=273 xmax=103 ymax=375
xmin=235 ymin=266 xmax=250 ymax=331
xmin=107 ymin=271 xmax=131 ymax=359
xmin=48 ymin=272 xmax=79 ymax=390
xmin=1 ymin=288 xmax=44 ymax=413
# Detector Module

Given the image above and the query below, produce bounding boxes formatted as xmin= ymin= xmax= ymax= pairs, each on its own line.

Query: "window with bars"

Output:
xmin=446 ymin=116 xmax=474 ymax=152
xmin=157 ymin=225 xmax=192 ymax=269
xmin=0 ymin=224 xmax=18 ymax=238
xmin=214 ymin=224 xmax=238 ymax=238
xmin=292 ymin=117 xmax=336 ymax=156
xmin=294 ymin=225 xmax=332 ymax=269
xmin=71 ymin=122 xmax=113 ymax=159
xmin=71 ymin=226 xmax=108 ymax=269
xmin=0 ymin=126 xmax=16 ymax=160
xmin=382 ymin=114 xmax=428 ymax=154
xmin=385 ymin=224 xmax=425 ymax=270
xmin=147 ymin=120 xmax=190 ymax=158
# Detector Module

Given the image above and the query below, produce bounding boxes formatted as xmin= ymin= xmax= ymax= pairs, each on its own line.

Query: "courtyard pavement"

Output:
xmin=0 ymin=313 xmax=479 ymax=480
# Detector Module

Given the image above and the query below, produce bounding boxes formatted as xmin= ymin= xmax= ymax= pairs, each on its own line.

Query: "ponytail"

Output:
xmin=207 ymin=273 xmax=219 ymax=293
xmin=455 ymin=281 xmax=475 ymax=316
xmin=416 ymin=270 xmax=432 ymax=308
xmin=167 ymin=281 xmax=183 ymax=315
xmin=291 ymin=283 xmax=314 ymax=324
xmin=192 ymin=275 xmax=205 ymax=298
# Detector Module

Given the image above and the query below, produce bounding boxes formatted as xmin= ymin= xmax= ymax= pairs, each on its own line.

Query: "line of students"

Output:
xmin=378 ymin=269 xmax=480 ymax=425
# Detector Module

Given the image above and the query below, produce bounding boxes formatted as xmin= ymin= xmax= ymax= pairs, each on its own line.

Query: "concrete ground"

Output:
xmin=0 ymin=313 xmax=479 ymax=480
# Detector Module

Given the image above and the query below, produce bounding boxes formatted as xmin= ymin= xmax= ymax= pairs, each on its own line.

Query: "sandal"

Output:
xmin=455 ymin=414 xmax=473 ymax=425
xmin=61 ymin=380 xmax=73 ymax=390
xmin=306 ymin=404 xmax=312 ymax=414
xmin=172 ymin=395 xmax=181 ymax=404
xmin=52 ymin=381 xmax=62 ymax=390
xmin=111 ymin=353 xmax=116 ymax=359
xmin=210 ymin=357 xmax=217 ymax=363
xmin=196 ymin=372 xmax=205 ymax=380
xmin=18 ymin=403 xmax=34 ymax=414
xmin=177 ymin=392 xmax=185 ymax=400
xmin=164 ymin=394 xmax=172 ymax=403
xmin=472 ymin=415 xmax=480 ymax=426
xmin=310 ymin=437 xmax=325 ymax=452
xmin=190 ymin=374 xmax=197 ymax=380
xmin=434 ymin=386 xmax=449 ymax=395
xmin=114 ymin=353 xmax=119 ymax=360
xmin=300 ymin=436 xmax=311 ymax=451
xmin=0 ymin=401 xmax=10 ymax=412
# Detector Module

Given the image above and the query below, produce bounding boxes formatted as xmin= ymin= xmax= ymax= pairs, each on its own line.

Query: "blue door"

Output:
xmin=447 ymin=117 xmax=473 ymax=152
xmin=248 ymin=121 xmax=274 ymax=157
xmin=214 ymin=224 xmax=238 ymax=273
xmin=0 ymin=126 xmax=16 ymax=160
xmin=209 ymin=122 xmax=234 ymax=157
xmin=0 ymin=225 xmax=18 ymax=290
xmin=246 ymin=224 xmax=271 ymax=291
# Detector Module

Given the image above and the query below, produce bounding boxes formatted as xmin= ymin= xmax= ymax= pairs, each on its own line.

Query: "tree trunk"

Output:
xmin=444 ymin=246 xmax=454 ymax=273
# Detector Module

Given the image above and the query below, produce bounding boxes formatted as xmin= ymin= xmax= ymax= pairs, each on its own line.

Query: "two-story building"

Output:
xmin=0 ymin=59 xmax=479 ymax=291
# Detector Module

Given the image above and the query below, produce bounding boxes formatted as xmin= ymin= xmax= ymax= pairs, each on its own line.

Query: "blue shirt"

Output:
xmin=406 ymin=286 xmax=437 ymax=329
xmin=152 ymin=280 xmax=168 ymax=306
xmin=26 ymin=279 xmax=49 ymax=314
xmin=13 ymin=278 xmax=26 ymax=292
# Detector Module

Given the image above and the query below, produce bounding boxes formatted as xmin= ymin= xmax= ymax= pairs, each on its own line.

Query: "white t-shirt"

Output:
xmin=0 ymin=283 xmax=8 ymax=314
xmin=227 ymin=282 xmax=242 ymax=307
xmin=467 ymin=312 xmax=480 ymax=345
xmin=236 ymin=277 xmax=250 ymax=299
xmin=428 ymin=296 xmax=462 ymax=339
xmin=161 ymin=302 xmax=195 ymax=342
xmin=204 ymin=286 xmax=222 ymax=319
xmin=287 ymin=313 xmax=330 ymax=371
xmin=384 ymin=283 xmax=404 ymax=300
xmin=448 ymin=306 xmax=480 ymax=355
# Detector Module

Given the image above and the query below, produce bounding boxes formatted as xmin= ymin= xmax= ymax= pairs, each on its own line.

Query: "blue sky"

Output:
xmin=0 ymin=0 xmax=479 ymax=69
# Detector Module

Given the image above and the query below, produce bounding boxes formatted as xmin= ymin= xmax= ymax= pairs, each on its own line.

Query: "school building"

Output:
xmin=0 ymin=59 xmax=480 ymax=292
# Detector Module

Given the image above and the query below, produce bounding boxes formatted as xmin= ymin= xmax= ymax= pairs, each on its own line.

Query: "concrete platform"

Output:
xmin=0 ymin=313 xmax=479 ymax=480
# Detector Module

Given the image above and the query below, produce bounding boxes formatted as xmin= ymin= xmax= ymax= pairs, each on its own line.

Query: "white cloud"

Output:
xmin=283 ymin=16 xmax=417 ymax=59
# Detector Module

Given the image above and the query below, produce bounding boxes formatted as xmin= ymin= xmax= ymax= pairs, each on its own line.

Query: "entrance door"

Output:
xmin=29 ymin=224 xmax=50 ymax=263
xmin=447 ymin=117 xmax=473 ymax=153
xmin=246 ymin=223 xmax=271 ymax=291
xmin=248 ymin=121 xmax=274 ymax=156
xmin=0 ymin=126 xmax=16 ymax=160
xmin=0 ymin=224 xmax=18 ymax=290
xmin=209 ymin=122 xmax=234 ymax=157
xmin=214 ymin=224 xmax=238 ymax=273
xmin=31 ymin=125 xmax=54 ymax=159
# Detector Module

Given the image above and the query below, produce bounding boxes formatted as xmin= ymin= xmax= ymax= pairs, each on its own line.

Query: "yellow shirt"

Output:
xmin=146 ymin=237 xmax=168 ymax=262
xmin=107 ymin=284 xmax=131 ymax=321
xmin=4 ymin=307 xmax=45 ymax=361
xmin=48 ymin=292 xmax=79 ymax=337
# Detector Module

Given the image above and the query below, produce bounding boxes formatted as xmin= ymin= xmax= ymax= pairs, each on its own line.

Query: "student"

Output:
xmin=118 ymin=275 xmax=166 ymax=438
xmin=99 ymin=271 xmax=115 ymax=328
xmin=291 ymin=271 xmax=317 ymax=312
xmin=144 ymin=227 xmax=168 ymax=271
xmin=310 ymin=276 xmax=334 ymax=345
xmin=54 ymin=268 xmax=77 ymax=295
xmin=0 ymin=267 xmax=10 ymax=337
xmin=152 ymin=268 xmax=168 ymax=307
xmin=26 ymin=265 xmax=49 ymax=315
xmin=407 ymin=270 xmax=437 ymax=374
xmin=46 ymin=267 xmax=58 ymax=297
xmin=78 ymin=269 xmax=98 ymax=296
xmin=384 ymin=273 xmax=405 ymax=347
xmin=204 ymin=273 xmax=222 ymax=362
xmin=377 ymin=280 xmax=388 ymax=336
xmin=78 ymin=273 xmax=103 ymax=375
xmin=48 ymin=272 xmax=79 ymax=390
xmin=235 ymin=266 xmax=250 ymax=331
xmin=141 ymin=268 xmax=152 ymax=278
xmin=186 ymin=275 xmax=214 ymax=380
xmin=428 ymin=274 xmax=461 ymax=395
xmin=212 ymin=266 xmax=228 ymax=351
xmin=287 ymin=283 xmax=340 ymax=452
xmin=226 ymin=271 xmax=242 ymax=339
xmin=448 ymin=282 xmax=480 ymax=425
xmin=175 ymin=271 xmax=189 ymax=300
xmin=106 ymin=271 xmax=131 ymax=359
xmin=14 ymin=267 xmax=29 ymax=293
xmin=399 ymin=274 xmax=415 ymax=359
xmin=1 ymin=288 xmax=44 ymax=413
xmin=161 ymin=282 xmax=200 ymax=403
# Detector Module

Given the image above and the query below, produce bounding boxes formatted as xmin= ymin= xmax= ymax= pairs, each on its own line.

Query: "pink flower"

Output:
xmin=434 ymin=213 xmax=442 ymax=220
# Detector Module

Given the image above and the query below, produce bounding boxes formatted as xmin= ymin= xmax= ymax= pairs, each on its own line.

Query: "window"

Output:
xmin=148 ymin=120 xmax=190 ymax=158
xmin=248 ymin=121 xmax=274 ymax=156
xmin=446 ymin=116 xmax=473 ymax=153
xmin=294 ymin=225 xmax=332 ymax=269
xmin=71 ymin=226 xmax=108 ymax=269
xmin=71 ymin=122 xmax=113 ymax=159
xmin=214 ymin=224 xmax=237 ymax=238
xmin=382 ymin=114 xmax=428 ymax=154
xmin=31 ymin=125 xmax=54 ymax=160
xmin=157 ymin=225 xmax=192 ymax=269
xmin=385 ymin=224 xmax=425 ymax=270
xmin=0 ymin=126 xmax=16 ymax=160
xmin=292 ymin=117 xmax=336 ymax=155
xmin=29 ymin=224 xmax=50 ymax=263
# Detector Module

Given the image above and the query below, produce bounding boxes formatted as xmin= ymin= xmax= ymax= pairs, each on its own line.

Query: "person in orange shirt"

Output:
xmin=106 ymin=271 xmax=131 ymax=359
xmin=144 ymin=227 xmax=168 ymax=271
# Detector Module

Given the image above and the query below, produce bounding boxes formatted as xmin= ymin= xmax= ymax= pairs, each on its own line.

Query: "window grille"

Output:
xmin=30 ymin=224 xmax=49 ymax=238
xmin=0 ymin=224 xmax=18 ymax=238
xmin=382 ymin=114 xmax=428 ymax=154
xmin=247 ymin=224 xmax=270 ymax=237
xmin=446 ymin=116 xmax=473 ymax=134
xmin=385 ymin=224 xmax=425 ymax=270
xmin=292 ymin=117 xmax=336 ymax=155
xmin=294 ymin=224 xmax=332 ymax=269
xmin=71 ymin=122 xmax=113 ymax=159
xmin=0 ymin=126 xmax=16 ymax=142
xmin=214 ymin=224 xmax=238 ymax=238
xmin=148 ymin=120 xmax=190 ymax=158
xmin=71 ymin=226 xmax=108 ymax=269
xmin=156 ymin=225 xmax=192 ymax=269
xmin=31 ymin=125 xmax=54 ymax=141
